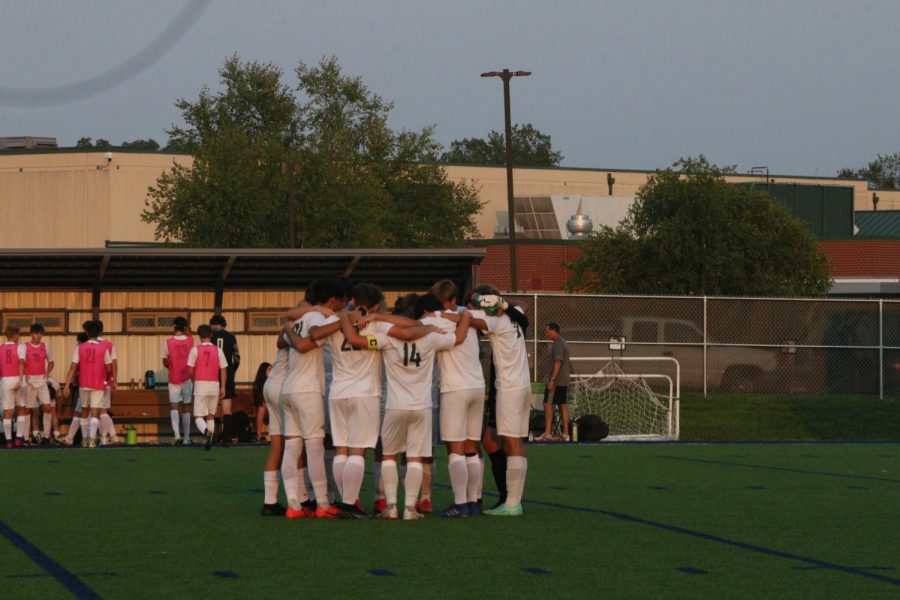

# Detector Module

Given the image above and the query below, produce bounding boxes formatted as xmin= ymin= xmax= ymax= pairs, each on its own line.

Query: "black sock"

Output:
xmin=489 ymin=450 xmax=508 ymax=502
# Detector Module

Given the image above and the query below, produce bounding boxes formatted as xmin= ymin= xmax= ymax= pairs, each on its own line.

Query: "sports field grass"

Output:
xmin=2 ymin=443 xmax=899 ymax=599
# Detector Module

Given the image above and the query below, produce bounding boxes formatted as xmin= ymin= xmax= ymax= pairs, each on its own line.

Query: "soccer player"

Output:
xmin=162 ymin=316 xmax=194 ymax=445
xmin=63 ymin=332 xmax=89 ymax=446
xmin=476 ymin=293 xmax=531 ymax=517
xmin=280 ymin=278 xmax=346 ymax=519
xmin=1 ymin=325 xmax=26 ymax=447
xmin=428 ymin=280 xmax=488 ymax=517
xmin=209 ymin=315 xmax=240 ymax=442
xmin=261 ymin=330 xmax=290 ymax=516
xmin=96 ymin=320 xmax=120 ymax=445
xmin=344 ymin=293 xmax=468 ymax=520
xmin=63 ymin=320 xmax=112 ymax=448
xmin=20 ymin=323 xmax=55 ymax=444
xmin=187 ymin=325 xmax=228 ymax=451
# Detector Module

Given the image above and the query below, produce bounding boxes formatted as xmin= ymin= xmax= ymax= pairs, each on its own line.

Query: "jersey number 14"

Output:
xmin=402 ymin=343 xmax=421 ymax=367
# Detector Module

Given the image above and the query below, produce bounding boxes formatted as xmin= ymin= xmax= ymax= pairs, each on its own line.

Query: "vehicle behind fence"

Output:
xmin=491 ymin=294 xmax=895 ymax=399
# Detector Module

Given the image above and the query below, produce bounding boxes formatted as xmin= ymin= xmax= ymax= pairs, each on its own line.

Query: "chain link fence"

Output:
xmin=484 ymin=294 xmax=899 ymax=399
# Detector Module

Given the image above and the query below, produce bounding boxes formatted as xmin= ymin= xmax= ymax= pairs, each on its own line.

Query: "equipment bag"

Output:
xmin=576 ymin=415 xmax=609 ymax=441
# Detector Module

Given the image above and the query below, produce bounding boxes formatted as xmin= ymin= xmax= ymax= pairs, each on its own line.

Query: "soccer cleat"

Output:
xmin=314 ymin=505 xmax=340 ymax=519
xmin=172 ymin=437 xmax=182 ymax=446
xmin=402 ymin=506 xmax=425 ymax=520
xmin=261 ymin=503 xmax=287 ymax=517
xmin=466 ymin=501 xmax=482 ymax=516
xmin=437 ymin=503 xmax=470 ymax=518
xmin=377 ymin=504 xmax=399 ymax=520
xmin=285 ymin=506 xmax=310 ymax=519
xmin=5 ymin=441 xmax=13 ymax=449
xmin=88 ymin=438 xmax=97 ymax=448
xmin=203 ymin=431 xmax=214 ymax=451
xmin=483 ymin=502 xmax=523 ymax=517
xmin=415 ymin=498 xmax=433 ymax=514
xmin=338 ymin=502 xmax=369 ymax=519
xmin=109 ymin=435 xmax=121 ymax=445
xmin=80 ymin=439 xmax=89 ymax=448
xmin=14 ymin=438 xmax=23 ymax=448
xmin=373 ymin=498 xmax=387 ymax=515
xmin=183 ymin=437 xmax=192 ymax=446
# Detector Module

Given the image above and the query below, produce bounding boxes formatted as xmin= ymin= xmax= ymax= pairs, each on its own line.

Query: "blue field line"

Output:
xmin=657 ymin=455 xmax=900 ymax=484
xmin=0 ymin=520 xmax=102 ymax=599
xmin=520 ymin=496 xmax=900 ymax=587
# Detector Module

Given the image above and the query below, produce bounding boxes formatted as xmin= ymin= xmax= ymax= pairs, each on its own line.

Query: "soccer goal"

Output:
xmin=570 ymin=356 xmax=680 ymax=441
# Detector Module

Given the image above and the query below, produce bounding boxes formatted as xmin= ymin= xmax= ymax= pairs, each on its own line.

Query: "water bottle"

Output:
xmin=571 ymin=422 xmax=579 ymax=443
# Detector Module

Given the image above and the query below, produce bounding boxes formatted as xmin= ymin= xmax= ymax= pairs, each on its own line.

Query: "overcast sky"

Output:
xmin=1 ymin=0 xmax=898 ymax=176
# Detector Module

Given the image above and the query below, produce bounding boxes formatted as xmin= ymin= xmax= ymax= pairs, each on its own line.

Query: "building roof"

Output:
xmin=855 ymin=211 xmax=900 ymax=238
xmin=0 ymin=248 xmax=484 ymax=290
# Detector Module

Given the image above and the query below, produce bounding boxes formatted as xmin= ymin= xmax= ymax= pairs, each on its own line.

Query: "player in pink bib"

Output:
xmin=63 ymin=320 xmax=111 ymax=448
xmin=187 ymin=325 xmax=227 ymax=450
xmin=163 ymin=316 xmax=195 ymax=445
xmin=1 ymin=325 xmax=26 ymax=447
xmin=95 ymin=321 xmax=120 ymax=445
xmin=20 ymin=323 xmax=55 ymax=444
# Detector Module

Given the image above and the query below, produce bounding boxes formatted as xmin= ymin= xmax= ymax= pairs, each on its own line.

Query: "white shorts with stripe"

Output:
xmin=168 ymin=381 xmax=193 ymax=405
xmin=440 ymin=387 xmax=485 ymax=442
xmin=381 ymin=408 xmax=432 ymax=458
xmin=329 ymin=395 xmax=380 ymax=449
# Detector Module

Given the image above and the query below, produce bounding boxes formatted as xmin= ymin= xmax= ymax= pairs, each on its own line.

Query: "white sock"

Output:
xmin=448 ymin=453 xmax=468 ymax=505
xmin=404 ymin=462 xmax=424 ymax=509
xmin=42 ymin=413 xmax=52 ymax=437
xmin=374 ymin=462 xmax=384 ymax=500
xmin=281 ymin=438 xmax=303 ymax=509
xmin=80 ymin=418 xmax=89 ymax=440
xmin=170 ymin=410 xmax=180 ymax=438
xmin=181 ymin=413 xmax=191 ymax=438
xmin=476 ymin=455 xmax=485 ymax=499
xmin=381 ymin=459 xmax=398 ymax=505
xmin=16 ymin=415 xmax=28 ymax=438
xmin=89 ymin=417 xmax=100 ymax=440
xmin=3 ymin=418 xmax=13 ymax=440
xmin=263 ymin=470 xmax=279 ymax=505
xmin=332 ymin=454 xmax=347 ymax=501
xmin=100 ymin=413 xmax=115 ymax=438
xmin=195 ymin=417 xmax=207 ymax=434
xmin=466 ymin=455 xmax=482 ymax=502
xmin=206 ymin=418 xmax=214 ymax=437
xmin=66 ymin=416 xmax=80 ymax=442
xmin=305 ymin=438 xmax=329 ymax=508
xmin=342 ymin=455 xmax=366 ymax=506
xmin=505 ymin=456 xmax=526 ymax=507
xmin=298 ymin=468 xmax=310 ymax=503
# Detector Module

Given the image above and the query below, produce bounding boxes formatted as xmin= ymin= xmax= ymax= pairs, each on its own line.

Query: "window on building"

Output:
xmin=247 ymin=311 xmax=286 ymax=332
xmin=1 ymin=312 xmax=66 ymax=333
xmin=125 ymin=312 xmax=186 ymax=333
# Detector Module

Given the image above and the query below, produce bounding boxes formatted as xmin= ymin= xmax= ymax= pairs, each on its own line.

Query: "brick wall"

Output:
xmin=475 ymin=239 xmax=900 ymax=292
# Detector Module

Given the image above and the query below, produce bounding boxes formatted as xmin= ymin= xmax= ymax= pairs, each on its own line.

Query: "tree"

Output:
xmin=144 ymin=55 xmax=482 ymax=248
xmin=75 ymin=137 xmax=110 ymax=148
xmin=120 ymin=138 xmax=160 ymax=151
xmin=440 ymin=123 xmax=563 ymax=167
xmin=567 ymin=156 xmax=831 ymax=297
xmin=838 ymin=152 xmax=900 ymax=189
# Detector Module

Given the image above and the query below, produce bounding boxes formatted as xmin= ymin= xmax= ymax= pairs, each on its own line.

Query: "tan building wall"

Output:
xmin=0 ymin=149 xmax=878 ymax=245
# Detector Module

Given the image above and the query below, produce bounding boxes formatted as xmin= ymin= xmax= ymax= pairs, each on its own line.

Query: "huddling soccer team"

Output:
xmin=256 ymin=278 xmax=532 ymax=519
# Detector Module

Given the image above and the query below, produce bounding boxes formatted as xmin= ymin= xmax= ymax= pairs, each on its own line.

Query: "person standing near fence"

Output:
xmin=538 ymin=322 xmax=572 ymax=442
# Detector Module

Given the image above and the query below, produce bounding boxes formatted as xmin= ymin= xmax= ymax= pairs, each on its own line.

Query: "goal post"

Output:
xmin=570 ymin=356 xmax=681 ymax=441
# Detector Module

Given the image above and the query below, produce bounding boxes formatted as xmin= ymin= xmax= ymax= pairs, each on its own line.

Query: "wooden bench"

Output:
xmin=58 ymin=387 xmax=258 ymax=442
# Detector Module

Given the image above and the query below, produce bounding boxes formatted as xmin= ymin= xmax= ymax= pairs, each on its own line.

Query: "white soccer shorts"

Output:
xmin=329 ymin=395 xmax=380 ymax=449
xmin=381 ymin=408 xmax=432 ymax=458
xmin=25 ymin=376 xmax=51 ymax=407
xmin=168 ymin=381 xmax=193 ymax=405
xmin=1 ymin=386 xmax=25 ymax=411
xmin=440 ymin=387 xmax=485 ymax=442
xmin=193 ymin=394 xmax=219 ymax=418
xmin=83 ymin=389 xmax=105 ymax=409
xmin=496 ymin=385 xmax=532 ymax=438
xmin=262 ymin=380 xmax=284 ymax=437
xmin=281 ymin=392 xmax=325 ymax=440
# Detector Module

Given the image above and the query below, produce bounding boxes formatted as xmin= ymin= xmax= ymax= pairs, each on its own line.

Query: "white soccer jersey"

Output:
xmin=377 ymin=322 xmax=455 ymax=411
xmin=322 ymin=316 xmax=383 ymax=399
xmin=422 ymin=309 xmax=485 ymax=393
xmin=483 ymin=311 xmax=531 ymax=391
xmin=266 ymin=336 xmax=290 ymax=388
xmin=279 ymin=311 xmax=328 ymax=395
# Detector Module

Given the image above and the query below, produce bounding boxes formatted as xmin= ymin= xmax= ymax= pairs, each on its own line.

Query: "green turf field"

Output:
xmin=1 ymin=443 xmax=899 ymax=599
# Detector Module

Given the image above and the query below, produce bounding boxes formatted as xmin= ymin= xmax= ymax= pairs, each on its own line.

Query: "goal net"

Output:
xmin=570 ymin=359 xmax=677 ymax=441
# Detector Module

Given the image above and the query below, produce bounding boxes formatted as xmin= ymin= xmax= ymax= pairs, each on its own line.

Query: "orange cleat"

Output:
xmin=314 ymin=505 xmax=340 ymax=519
xmin=286 ymin=507 xmax=310 ymax=519
xmin=415 ymin=498 xmax=433 ymax=514
xmin=373 ymin=498 xmax=387 ymax=514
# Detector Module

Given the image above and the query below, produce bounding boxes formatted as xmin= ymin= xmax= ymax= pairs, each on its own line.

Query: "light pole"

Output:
xmin=482 ymin=68 xmax=530 ymax=292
